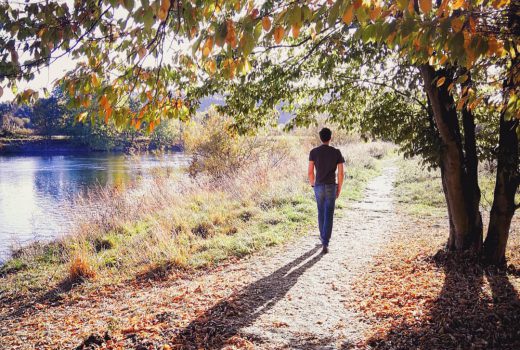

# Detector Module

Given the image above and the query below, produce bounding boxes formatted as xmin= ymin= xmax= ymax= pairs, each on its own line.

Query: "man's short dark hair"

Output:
xmin=319 ymin=128 xmax=332 ymax=142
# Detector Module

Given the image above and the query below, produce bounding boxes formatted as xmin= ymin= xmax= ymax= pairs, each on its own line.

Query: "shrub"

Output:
xmin=68 ymin=255 xmax=96 ymax=282
xmin=183 ymin=109 xmax=296 ymax=180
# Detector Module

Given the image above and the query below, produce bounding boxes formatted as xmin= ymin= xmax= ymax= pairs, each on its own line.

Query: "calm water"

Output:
xmin=0 ymin=153 xmax=188 ymax=262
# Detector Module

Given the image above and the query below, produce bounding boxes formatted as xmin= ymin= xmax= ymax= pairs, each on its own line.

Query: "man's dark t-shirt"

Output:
xmin=309 ymin=144 xmax=345 ymax=185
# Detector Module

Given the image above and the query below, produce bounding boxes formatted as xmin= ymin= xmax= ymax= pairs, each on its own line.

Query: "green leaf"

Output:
xmin=123 ymin=0 xmax=134 ymax=11
xmin=328 ymin=1 xmax=342 ymax=27
xmin=143 ymin=10 xmax=154 ymax=30
xmin=289 ymin=6 xmax=302 ymax=26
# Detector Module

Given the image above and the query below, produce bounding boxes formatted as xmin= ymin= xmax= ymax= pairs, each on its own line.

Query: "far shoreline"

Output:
xmin=0 ymin=135 xmax=183 ymax=155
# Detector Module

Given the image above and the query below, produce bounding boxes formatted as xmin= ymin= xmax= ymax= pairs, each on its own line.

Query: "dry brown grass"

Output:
xmin=68 ymin=255 xmax=97 ymax=282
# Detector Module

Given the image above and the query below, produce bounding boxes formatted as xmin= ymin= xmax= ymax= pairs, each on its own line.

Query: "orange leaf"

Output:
xmin=419 ymin=0 xmax=432 ymax=13
xmin=262 ymin=17 xmax=271 ymax=32
xmin=274 ymin=26 xmax=284 ymax=44
xmin=104 ymin=106 xmax=112 ymax=124
xmin=342 ymin=5 xmax=354 ymax=25
xmin=451 ymin=17 xmax=464 ymax=32
xmin=100 ymin=95 xmax=108 ymax=108
xmin=436 ymin=76 xmax=446 ymax=87
xmin=291 ymin=24 xmax=300 ymax=38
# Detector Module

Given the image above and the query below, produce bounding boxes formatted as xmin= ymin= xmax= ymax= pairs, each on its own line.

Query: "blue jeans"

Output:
xmin=313 ymin=184 xmax=336 ymax=247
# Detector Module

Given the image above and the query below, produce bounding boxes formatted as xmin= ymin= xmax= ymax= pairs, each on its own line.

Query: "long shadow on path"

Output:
xmin=169 ymin=245 xmax=323 ymax=349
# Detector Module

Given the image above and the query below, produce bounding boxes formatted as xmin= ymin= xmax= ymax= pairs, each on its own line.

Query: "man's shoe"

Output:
xmin=321 ymin=246 xmax=329 ymax=254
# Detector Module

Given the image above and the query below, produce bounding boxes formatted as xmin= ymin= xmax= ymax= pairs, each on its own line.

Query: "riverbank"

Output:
xmin=0 ymin=141 xmax=392 ymax=296
xmin=0 ymin=135 xmax=183 ymax=155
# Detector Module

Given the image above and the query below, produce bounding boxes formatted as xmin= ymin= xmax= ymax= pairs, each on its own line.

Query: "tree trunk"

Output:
xmin=419 ymin=64 xmax=483 ymax=252
xmin=483 ymin=115 xmax=519 ymax=265
xmin=461 ymin=90 xmax=483 ymax=252
xmin=483 ymin=1 xmax=520 ymax=266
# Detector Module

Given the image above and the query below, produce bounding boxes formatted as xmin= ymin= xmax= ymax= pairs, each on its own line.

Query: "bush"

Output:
xmin=183 ymin=109 xmax=296 ymax=179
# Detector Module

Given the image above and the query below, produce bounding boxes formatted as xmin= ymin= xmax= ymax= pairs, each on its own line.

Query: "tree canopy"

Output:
xmin=0 ymin=0 xmax=518 ymax=133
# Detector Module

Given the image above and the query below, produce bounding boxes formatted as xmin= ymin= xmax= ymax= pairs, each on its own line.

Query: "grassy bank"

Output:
xmin=0 ymin=138 xmax=392 ymax=299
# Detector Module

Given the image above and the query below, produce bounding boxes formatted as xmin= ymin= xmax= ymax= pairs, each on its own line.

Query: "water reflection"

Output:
xmin=0 ymin=153 xmax=188 ymax=261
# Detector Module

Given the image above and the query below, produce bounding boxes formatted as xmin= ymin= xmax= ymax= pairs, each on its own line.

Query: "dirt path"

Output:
xmin=0 ymin=160 xmax=399 ymax=350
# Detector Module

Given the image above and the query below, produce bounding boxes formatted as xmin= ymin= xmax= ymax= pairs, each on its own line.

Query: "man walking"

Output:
xmin=308 ymin=128 xmax=345 ymax=254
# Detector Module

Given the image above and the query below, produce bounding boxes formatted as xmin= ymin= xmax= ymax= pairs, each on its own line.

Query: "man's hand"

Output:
xmin=308 ymin=161 xmax=315 ymax=187
xmin=336 ymin=163 xmax=344 ymax=199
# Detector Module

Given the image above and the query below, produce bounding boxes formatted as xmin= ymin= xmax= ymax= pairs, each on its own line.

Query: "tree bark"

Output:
xmin=461 ymin=94 xmax=483 ymax=252
xmin=419 ymin=64 xmax=482 ymax=252
xmin=483 ymin=1 xmax=520 ymax=265
xmin=483 ymin=115 xmax=519 ymax=265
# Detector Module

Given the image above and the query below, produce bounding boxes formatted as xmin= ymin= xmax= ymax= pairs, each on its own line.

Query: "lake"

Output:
xmin=0 ymin=153 xmax=188 ymax=262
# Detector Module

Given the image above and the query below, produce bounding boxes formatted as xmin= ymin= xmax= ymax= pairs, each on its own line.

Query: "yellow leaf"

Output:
xmin=202 ymin=37 xmax=213 ymax=57
xmin=207 ymin=60 xmax=216 ymax=75
xmin=262 ymin=17 xmax=271 ymax=32
xmin=342 ymin=5 xmax=354 ymax=25
xmin=91 ymin=74 xmax=100 ymax=87
xmin=436 ymin=76 xmax=446 ymax=87
xmin=77 ymin=111 xmax=88 ymax=122
xmin=492 ymin=0 xmax=510 ymax=9
xmin=452 ymin=0 xmax=465 ymax=10
xmin=419 ymin=0 xmax=432 ymax=13
xmin=274 ymin=26 xmax=284 ymax=44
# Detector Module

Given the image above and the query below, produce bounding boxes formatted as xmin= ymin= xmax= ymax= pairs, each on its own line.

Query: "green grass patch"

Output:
xmin=394 ymin=157 xmax=446 ymax=217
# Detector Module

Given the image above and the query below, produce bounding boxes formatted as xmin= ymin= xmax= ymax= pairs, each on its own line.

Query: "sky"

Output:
xmin=1 ymin=54 xmax=75 ymax=102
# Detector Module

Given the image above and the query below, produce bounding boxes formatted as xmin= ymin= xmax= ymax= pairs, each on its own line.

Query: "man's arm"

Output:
xmin=336 ymin=163 xmax=344 ymax=198
xmin=308 ymin=161 xmax=315 ymax=187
